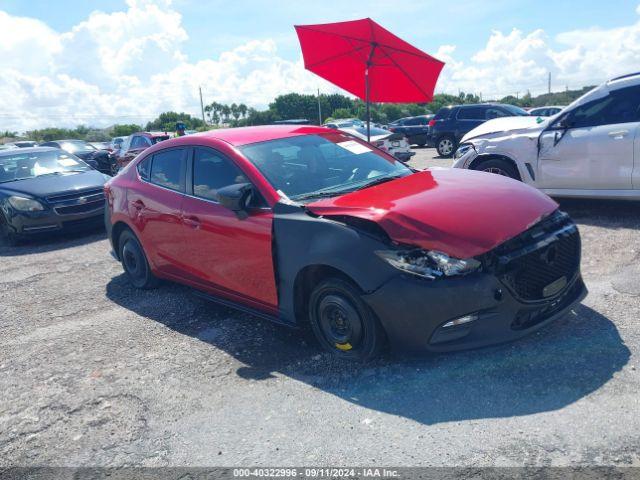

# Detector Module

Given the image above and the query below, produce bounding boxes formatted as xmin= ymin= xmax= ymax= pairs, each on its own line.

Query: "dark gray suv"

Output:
xmin=431 ymin=103 xmax=529 ymax=157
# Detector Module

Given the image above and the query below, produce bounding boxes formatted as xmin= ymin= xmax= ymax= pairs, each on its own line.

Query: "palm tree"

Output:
xmin=221 ymin=105 xmax=231 ymax=124
xmin=238 ymin=104 xmax=248 ymax=119
xmin=230 ymin=103 xmax=241 ymax=124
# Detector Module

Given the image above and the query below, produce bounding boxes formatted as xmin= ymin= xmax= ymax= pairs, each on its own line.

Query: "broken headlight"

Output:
xmin=453 ymin=143 xmax=475 ymax=160
xmin=376 ymin=249 xmax=481 ymax=279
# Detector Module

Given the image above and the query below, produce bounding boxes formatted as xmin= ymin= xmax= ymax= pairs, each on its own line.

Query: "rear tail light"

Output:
xmin=428 ymin=119 xmax=436 ymax=127
xmin=389 ymin=127 xmax=396 ymax=132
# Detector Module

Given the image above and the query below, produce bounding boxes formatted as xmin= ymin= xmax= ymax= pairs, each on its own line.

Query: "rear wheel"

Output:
xmin=119 ymin=229 xmax=158 ymax=289
xmin=309 ymin=278 xmax=385 ymax=362
xmin=436 ymin=135 xmax=456 ymax=157
xmin=475 ymin=158 xmax=520 ymax=180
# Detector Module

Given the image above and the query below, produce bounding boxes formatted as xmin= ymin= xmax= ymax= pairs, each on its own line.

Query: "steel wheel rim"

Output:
xmin=439 ymin=139 xmax=453 ymax=155
xmin=122 ymin=241 xmax=143 ymax=279
xmin=317 ymin=294 xmax=363 ymax=350
xmin=484 ymin=167 xmax=509 ymax=176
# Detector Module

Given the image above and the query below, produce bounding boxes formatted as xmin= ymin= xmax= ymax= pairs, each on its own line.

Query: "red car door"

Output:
xmin=179 ymin=147 xmax=278 ymax=312
xmin=128 ymin=148 xmax=188 ymax=277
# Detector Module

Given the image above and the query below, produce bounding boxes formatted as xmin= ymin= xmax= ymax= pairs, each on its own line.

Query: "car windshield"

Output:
xmin=61 ymin=141 xmax=96 ymax=153
xmin=502 ymin=105 xmax=530 ymax=116
xmin=151 ymin=136 xmax=170 ymax=144
xmin=239 ymin=132 xmax=412 ymax=201
xmin=0 ymin=150 xmax=90 ymax=183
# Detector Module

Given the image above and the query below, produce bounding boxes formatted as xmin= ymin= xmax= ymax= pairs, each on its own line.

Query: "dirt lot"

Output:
xmin=1 ymin=147 xmax=639 ymax=467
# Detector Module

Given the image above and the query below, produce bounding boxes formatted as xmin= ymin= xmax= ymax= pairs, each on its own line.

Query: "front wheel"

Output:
xmin=309 ymin=278 xmax=386 ymax=361
xmin=436 ymin=135 xmax=456 ymax=157
xmin=119 ymin=229 xmax=158 ymax=289
xmin=475 ymin=158 xmax=520 ymax=180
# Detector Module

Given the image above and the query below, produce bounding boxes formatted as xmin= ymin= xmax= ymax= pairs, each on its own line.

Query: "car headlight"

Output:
xmin=376 ymin=249 xmax=481 ymax=279
xmin=454 ymin=143 xmax=475 ymax=160
xmin=7 ymin=196 xmax=44 ymax=212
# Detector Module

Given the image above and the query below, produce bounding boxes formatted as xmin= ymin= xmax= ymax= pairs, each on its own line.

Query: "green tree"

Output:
xmin=111 ymin=124 xmax=141 ymax=137
xmin=145 ymin=111 xmax=205 ymax=132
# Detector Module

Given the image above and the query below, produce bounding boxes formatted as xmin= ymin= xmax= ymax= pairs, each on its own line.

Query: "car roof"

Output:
xmin=134 ymin=131 xmax=171 ymax=137
xmin=190 ymin=125 xmax=331 ymax=147
xmin=0 ymin=146 xmax=59 ymax=157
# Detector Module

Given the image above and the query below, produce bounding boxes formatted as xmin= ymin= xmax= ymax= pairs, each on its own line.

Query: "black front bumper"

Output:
xmin=6 ymin=208 xmax=104 ymax=238
xmin=363 ymin=271 xmax=587 ymax=353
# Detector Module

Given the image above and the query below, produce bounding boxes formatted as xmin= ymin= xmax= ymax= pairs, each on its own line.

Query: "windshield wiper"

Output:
xmin=293 ymin=174 xmax=404 ymax=201
xmin=294 ymin=189 xmax=350 ymax=201
xmin=353 ymin=174 xmax=403 ymax=191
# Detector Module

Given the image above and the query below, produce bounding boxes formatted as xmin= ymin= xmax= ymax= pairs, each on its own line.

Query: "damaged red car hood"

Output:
xmin=306 ymin=169 xmax=558 ymax=258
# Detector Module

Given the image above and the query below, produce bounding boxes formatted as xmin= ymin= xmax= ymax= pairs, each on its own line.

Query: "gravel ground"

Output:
xmin=1 ymin=147 xmax=639 ymax=467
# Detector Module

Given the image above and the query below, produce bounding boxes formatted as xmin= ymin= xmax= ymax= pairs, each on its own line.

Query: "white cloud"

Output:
xmin=436 ymin=10 xmax=640 ymax=99
xmin=1 ymin=0 xmax=640 ymax=132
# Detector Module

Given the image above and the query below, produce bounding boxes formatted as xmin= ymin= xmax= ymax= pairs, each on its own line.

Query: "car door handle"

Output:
xmin=183 ymin=216 xmax=201 ymax=229
xmin=609 ymin=130 xmax=629 ymax=137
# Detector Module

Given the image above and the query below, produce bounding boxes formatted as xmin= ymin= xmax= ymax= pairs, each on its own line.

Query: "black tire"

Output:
xmin=308 ymin=277 xmax=386 ymax=362
xmin=119 ymin=229 xmax=158 ymax=289
xmin=436 ymin=135 xmax=456 ymax=157
xmin=475 ymin=158 xmax=520 ymax=180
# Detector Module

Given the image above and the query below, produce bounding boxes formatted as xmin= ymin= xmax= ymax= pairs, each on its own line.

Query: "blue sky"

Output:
xmin=1 ymin=0 xmax=639 ymax=130
xmin=2 ymin=0 xmax=637 ymax=64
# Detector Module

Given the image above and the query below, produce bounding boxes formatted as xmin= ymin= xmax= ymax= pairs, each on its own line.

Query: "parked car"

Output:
xmin=340 ymin=125 xmax=414 ymax=162
xmin=6 ymin=141 xmax=38 ymax=148
xmin=90 ymin=141 xmax=111 ymax=150
xmin=386 ymin=115 xmax=433 ymax=147
xmin=528 ymin=106 xmax=564 ymax=117
xmin=430 ymin=104 xmax=529 ymax=157
xmin=105 ymin=125 xmax=586 ymax=361
xmin=323 ymin=118 xmax=364 ymax=129
xmin=0 ymin=147 xmax=107 ymax=245
xmin=110 ymin=137 xmax=126 ymax=152
xmin=115 ymin=132 xmax=171 ymax=172
xmin=39 ymin=139 xmax=113 ymax=175
xmin=453 ymin=73 xmax=640 ymax=199
xmin=273 ymin=119 xmax=311 ymax=125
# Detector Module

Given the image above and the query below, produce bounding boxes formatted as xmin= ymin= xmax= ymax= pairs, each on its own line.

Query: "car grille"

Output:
xmin=54 ymin=201 xmax=105 ymax=215
xmin=487 ymin=210 xmax=581 ymax=302
xmin=46 ymin=188 xmax=104 ymax=203
xmin=46 ymin=188 xmax=105 ymax=216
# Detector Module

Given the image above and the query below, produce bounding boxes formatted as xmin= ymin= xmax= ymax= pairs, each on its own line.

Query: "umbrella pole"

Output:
xmin=365 ymin=67 xmax=370 ymax=143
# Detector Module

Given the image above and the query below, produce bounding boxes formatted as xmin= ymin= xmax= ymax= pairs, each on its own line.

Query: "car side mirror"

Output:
xmin=552 ymin=116 xmax=572 ymax=130
xmin=217 ymin=183 xmax=253 ymax=220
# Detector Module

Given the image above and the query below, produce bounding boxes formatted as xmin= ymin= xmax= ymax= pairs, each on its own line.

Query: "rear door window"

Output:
xmin=456 ymin=107 xmax=486 ymax=120
xmin=485 ymin=108 xmax=510 ymax=120
xmin=137 ymin=156 xmax=151 ymax=180
xmin=149 ymin=148 xmax=186 ymax=192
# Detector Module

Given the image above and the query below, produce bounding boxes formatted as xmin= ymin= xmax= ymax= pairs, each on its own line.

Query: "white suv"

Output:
xmin=453 ymin=73 xmax=640 ymax=199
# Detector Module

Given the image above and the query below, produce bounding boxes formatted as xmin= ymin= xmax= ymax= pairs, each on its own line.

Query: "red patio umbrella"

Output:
xmin=295 ymin=18 xmax=445 ymax=141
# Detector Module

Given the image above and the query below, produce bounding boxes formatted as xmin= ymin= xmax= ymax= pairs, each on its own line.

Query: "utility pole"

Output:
xmin=317 ymin=88 xmax=322 ymax=125
xmin=548 ymin=72 xmax=551 ymax=94
xmin=199 ymin=86 xmax=206 ymax=124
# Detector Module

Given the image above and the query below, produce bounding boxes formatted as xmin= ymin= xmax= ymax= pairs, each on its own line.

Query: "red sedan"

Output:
xmin=105 ymin=125 xmax=586 ymax=361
